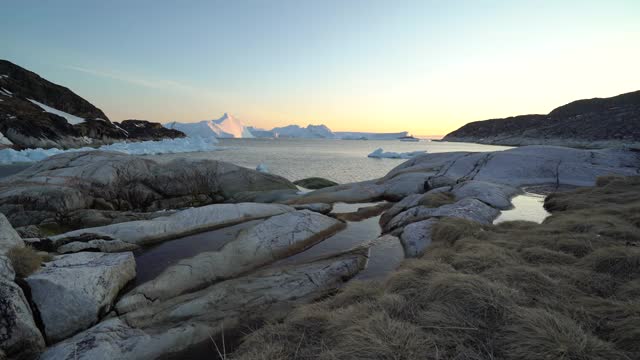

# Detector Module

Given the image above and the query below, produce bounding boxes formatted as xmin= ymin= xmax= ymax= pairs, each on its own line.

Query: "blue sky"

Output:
xmin=1 ymin=0 xmax=639 ymax=134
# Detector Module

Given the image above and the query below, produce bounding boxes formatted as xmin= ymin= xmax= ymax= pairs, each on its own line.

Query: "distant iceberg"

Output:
xmin=367 ymin=148 xmax=427 ymax=159
xmin=336 ymin=131 xmax=409 ymax=140
xmin=0 ymin=137 xmax=219 ymax=165
xmin=165 ymin=113 xmax=254 ymax=139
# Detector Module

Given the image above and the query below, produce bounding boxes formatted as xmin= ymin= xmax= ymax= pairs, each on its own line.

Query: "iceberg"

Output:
xmin=367 ymin=148 xmax=427 ymax=159
xmin=0 ymin=137 xmax=219 ymax=165
xmin=336 ymin=131 xmax=409 ymax=140
xmin=165 ymin=113 xmax=254 ymax=138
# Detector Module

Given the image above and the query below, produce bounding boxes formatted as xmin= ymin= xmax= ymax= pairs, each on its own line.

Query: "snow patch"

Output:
xmin=0 ymin=88 xmax=12 ymax=97
xmin=367 ymin=148 xmax=427 ymax=159
xmin=28 ymin=99 xmax=86 ymax=125
xmin=0 ymin=137 xmax=219 ymax=165
xmin=256 ymin=163 xmax=269 ymax=173
xmin=0 ymin=75 xmax=8 ymax=79
xmin=0 ymin=131 xmax=13 ymax=146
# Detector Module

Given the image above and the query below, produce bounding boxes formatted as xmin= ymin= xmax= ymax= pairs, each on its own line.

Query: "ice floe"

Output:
xmin=367 ymin=148 xmax=427 ymax=159
xmin=0 ymin=137 xmax=219 ymax=165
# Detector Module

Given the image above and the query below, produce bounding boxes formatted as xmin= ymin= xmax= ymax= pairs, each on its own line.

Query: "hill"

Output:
xmin=443 ymin=90 xmax=640 ymax=148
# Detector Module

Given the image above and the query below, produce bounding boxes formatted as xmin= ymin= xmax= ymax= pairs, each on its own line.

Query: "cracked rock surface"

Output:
xmin=39 ymin=249 xmax=367 ymax=360
xmin=26 ymin=251 xmax=135 ymax=343
xmin=116 ymin=210 xmax=345 ymax=314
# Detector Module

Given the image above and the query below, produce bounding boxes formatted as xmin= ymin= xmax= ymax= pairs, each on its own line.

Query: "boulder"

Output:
xmin=384 ymin=198 xmax=500 ymax=232
xmin=40 ymin=250 xmax=367 ymax=360
xmin=0 ymin=276 xmax=45 ymax=359
xmin=43 ymin=203 xmax=295 ymax=252
xmin=116 ymin=210 xmax=345 ymax=313
xmin=451 ymin=180 xmax=519 ymax=210
xmin=0 ymin=213 xmax=23 ymax=255
xmin=25 ymin=252 xmax=135 ymax=343
xmin=0 ymin=151 xmax=297 ymax=228
xmin=400 ymin=218 xmax=439 ymax=257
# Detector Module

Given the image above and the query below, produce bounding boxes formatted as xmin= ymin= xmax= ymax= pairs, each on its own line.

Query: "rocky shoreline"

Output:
xmin=0 ymin=145 xmax=639 ymax=359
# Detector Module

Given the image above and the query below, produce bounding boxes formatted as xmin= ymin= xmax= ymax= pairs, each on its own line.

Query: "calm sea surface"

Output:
xmin=151 ymin=139 xmax=512 ymax=183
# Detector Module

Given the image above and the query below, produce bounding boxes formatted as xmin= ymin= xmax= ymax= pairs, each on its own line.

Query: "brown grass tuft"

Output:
xmin=431 ymin=217 xmax=485 ymax=245
xmin=231 ymin=176 xmax=640 ymax=360
xmin=419 ymin=191 xmax=456 ymax=208
xmin=6 ymin=246 xmax=52 ymax=278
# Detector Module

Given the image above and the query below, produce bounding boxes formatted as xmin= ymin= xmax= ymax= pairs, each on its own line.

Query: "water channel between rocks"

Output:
xmin=133 ymin=202 xmax=404 ymax=289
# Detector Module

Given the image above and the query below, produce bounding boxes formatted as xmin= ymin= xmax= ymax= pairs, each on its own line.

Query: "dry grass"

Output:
xmin=231 ymin=176 xmax=640 ymax=360
xmin=6 ymin=245 xmax=52 ymax=278
xmin=419 ymin=191 xmax=456 ymax=208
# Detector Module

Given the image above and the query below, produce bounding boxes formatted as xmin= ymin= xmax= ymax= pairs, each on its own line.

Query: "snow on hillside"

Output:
xmin=165 ymin=113 xmax=254 ymax=139
xmin=28 ymin=99 xmax=86 ymax=125
xmin=0 ymin=137 xmax=219 ymax=165
xmin=0 ymin=131 xmax=12 ymax=146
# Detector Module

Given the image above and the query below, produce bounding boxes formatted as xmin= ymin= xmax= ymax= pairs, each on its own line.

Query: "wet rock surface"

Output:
xmin=45 ymin=202 xmax=295 ymax=252
xmin=116 ymin=210 xmax=344 ymax=313
xmin=39 ymin=250 xmax=367 ymax=360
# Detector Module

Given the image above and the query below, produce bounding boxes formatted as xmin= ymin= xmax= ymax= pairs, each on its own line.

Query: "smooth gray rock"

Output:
xmin=116 ymin=210 xmax=345 ymax=313
xmin=0 ymin=277 xmax=45 ymax=359
xmin=26 ymin=252 xmax=135 ymax=343
xmin=379 ymin=186 xmax=452 ymax=228
xmin=385 ymin=198 xmax=500 ymax=232
xmin=39 ymin=250 xmax=367 ymax=360
xmin=400 ymin=218 xmax=438 ymax=257
xmin=47 ymin=203 xmax=295 ymax=251
xmin=0 ymin=151 xmax=297 ymax=227
xmin=451 ymin=180 xmax=520 ymax=210
xmin=0 ymin=213 xmax=22 ymax=255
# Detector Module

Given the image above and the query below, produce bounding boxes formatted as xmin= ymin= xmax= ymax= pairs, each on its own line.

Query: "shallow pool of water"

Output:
xmin=133 ymin=220 xmax=262 ymax=285
xmin=494 ymin=192 xmax=550 ymax=224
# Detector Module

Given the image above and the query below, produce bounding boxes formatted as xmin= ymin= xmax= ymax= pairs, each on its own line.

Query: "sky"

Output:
xmin=1 ymin=0 xmax=639 ymax=136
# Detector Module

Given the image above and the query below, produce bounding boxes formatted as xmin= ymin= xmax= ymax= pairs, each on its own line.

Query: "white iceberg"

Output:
xmin=165 ymin=113 xmax=254 ymax=139
xmin=367 ymin=148 xmax=427 ymax=159
xmin=256 ymin=163 xmax=269 ymax=173
xmin=0 ymin=137 xmax=219 ymax=165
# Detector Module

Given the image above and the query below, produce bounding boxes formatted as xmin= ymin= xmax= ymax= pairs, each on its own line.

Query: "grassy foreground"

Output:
xmin=231 ymin=176 xmax=640 ymax=360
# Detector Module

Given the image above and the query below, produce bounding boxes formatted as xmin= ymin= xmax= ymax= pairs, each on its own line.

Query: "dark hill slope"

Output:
xmin=443 ymin=90 xmax=640 ymax=148
xmin=0 ymin=60 xmax=184 ymax=149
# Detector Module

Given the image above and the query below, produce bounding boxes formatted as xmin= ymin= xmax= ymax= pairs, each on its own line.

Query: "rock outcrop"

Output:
xmin=0 ymin=60 xmax=186 ymax=149
xmin=39 ymin=250 xmax=367 ymax=360
xmin=0 ymin=213 xmax=23 ymax=254
xmin=443 ymin=90 xmax=640 ymax=148
xmin=0 ymin=151 xmax=297 ymax=228
xmin=116 ymin=210 xmax=345 ymax=313
xmin=43 ymin=203 xmax=295 ymax=253
xmin=0 ymin=220 xmax=45 ymax=359
xmin=25 ymin=252 xmax=135 ymax=343
xmin=113 ymin=120 xmax=185 ymax=141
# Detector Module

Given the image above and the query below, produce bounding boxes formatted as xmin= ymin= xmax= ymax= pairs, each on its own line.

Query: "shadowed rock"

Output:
xmin=0 ymin=151 xmax=297 ymax=228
